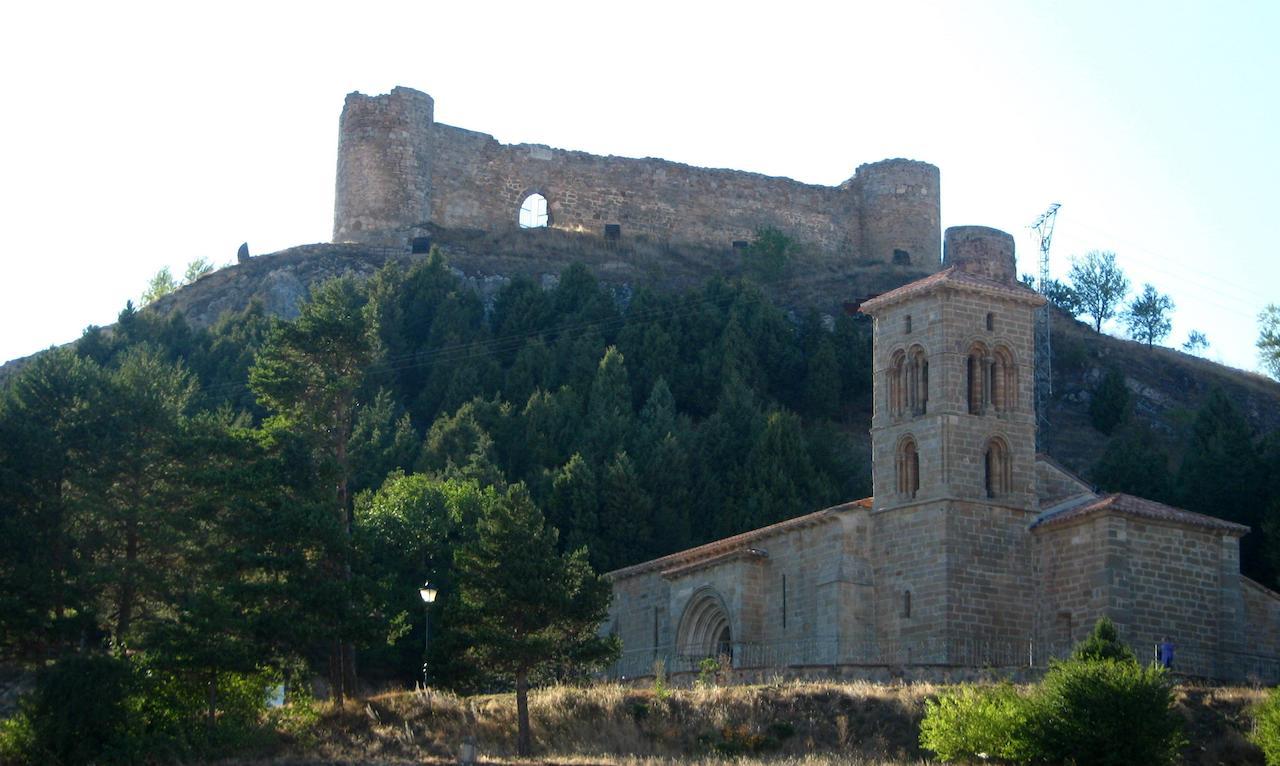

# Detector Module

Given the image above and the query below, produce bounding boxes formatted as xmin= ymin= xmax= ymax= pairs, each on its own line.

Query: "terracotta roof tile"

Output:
xmin=859 ymin=267 xmax=1046 ymax=313
xmin=1031 ymin=492 xmax=1249 ymax=534
xmin=607 ymin=497 xmax=872 ymax=580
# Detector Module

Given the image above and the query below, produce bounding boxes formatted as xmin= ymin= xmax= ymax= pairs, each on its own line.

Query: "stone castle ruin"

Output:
xmin=333 ymin=86 xmax=940 ymax=268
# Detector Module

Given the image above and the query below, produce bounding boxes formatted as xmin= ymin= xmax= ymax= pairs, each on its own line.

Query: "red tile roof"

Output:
xmin=859 ymin=267 xmax=1046 ymax=313
xmin=607 ymin=498 xmax=873 ymax=580
xmin=1032 ymin=492 xmax=1249 ymax=535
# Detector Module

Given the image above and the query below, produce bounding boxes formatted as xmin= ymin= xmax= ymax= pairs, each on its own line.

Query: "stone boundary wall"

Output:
xmin=333 ymin=87 xmax=940 ymax=268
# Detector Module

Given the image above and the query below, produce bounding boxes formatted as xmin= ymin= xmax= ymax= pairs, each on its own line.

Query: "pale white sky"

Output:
xmin=1 ymin=1 xmax=1276 ymax=373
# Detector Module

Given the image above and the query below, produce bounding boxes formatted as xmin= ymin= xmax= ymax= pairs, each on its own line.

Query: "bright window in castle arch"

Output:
xmin=519 ymin=193 xmax=549 ymax=228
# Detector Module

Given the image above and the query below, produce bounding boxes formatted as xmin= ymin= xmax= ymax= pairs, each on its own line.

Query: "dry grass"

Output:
xmin=219 ymin=678 xmax=1272 ymax=766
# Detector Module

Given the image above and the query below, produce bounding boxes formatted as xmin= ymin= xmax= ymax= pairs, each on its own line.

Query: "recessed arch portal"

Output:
xmin=676 ymin=588 xmax=733 ymax=660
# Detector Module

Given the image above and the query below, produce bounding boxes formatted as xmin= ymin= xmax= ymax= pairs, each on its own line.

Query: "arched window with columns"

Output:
xmin=896 ymin=436 xmax=920 ymax=498
xmin=888 ymin=350 xmax=907 ymax=418
xmin=966 ymin=342 xmax=990 ymax=415
xmin=908 ymin=345 xmax=928 ymax=416
xmin=991 ymin=346 xmax=1017 ymax=413
xmin=984 ymin=436 xmax=1012 ymax=497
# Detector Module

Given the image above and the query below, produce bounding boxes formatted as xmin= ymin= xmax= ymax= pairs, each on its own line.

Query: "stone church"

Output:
xmin=606 ymin=226 xmax=1280 ymax=682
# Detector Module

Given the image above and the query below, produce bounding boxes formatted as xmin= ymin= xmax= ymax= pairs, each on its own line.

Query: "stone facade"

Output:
xmin=333 ymin=87 xmax=940 ymax=269
xmin=606 ymin=226 xmax=1280 ymax=682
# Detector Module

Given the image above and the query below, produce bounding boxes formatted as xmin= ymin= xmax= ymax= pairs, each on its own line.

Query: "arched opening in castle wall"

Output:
xmin=518 ymin=193 xmax=549 ymax=228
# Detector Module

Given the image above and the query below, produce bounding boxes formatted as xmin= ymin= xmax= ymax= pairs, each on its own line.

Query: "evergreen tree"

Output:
xmin=248 ymin=276 xmax=380 ymax=704
xmin=0 ymin=347 xmax=106 ymax=656
xmin=597 ymin=451 xmax=653 ymax=570
xmin=519 ymin=387 xmax=583 ymax=484
xmin=833 ymin=313 xmax=873 ymax=406
xmin=1092 ymin=424 xmax=1174 ymax=503
xmin=546 ymin=453 xmax=599 ymax=555
xmin=1089 ymin=368 xmax=1131 ymax=435
xmin=585 ymin=346 xmax=633 ymax=461
xmin=87 ymin=346 xmax=197 ymax=646
xmin=694 ymin=378 xmax=767 ymax=540
xmin=504 ymin=337 xmax=553 ymax=407
xmin=349 ymin=388 xmax=419 ymax=494
xmin=1177 ymin=389 xmax=1268 ymax=581
xmin=742 ymin=410 xmax=819 ymax=529
xmin=490 ymin=276 xmax=554 ymax=357
xmin=803 ymin=333 xmax=841 ymax=419
xmin=417 ymin=402 xmax=504 ymax=487
xmin=451 ymin=484 xmax=618 ymax=755
xmin=366 ymin=251 xmax=459 ymax=409
xmin=1071 ymin=616 xmax=1137 ymax=663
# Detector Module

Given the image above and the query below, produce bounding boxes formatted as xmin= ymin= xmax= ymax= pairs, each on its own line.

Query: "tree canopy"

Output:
xmin=1122 ymin=283 xmax=1174 ymax=347
xmin=1068 ymin=250 xmax=1129 ymax=332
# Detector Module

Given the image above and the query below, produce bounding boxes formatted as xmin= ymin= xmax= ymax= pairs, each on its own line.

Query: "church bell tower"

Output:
xmin=859 ymin=226 xmax=1046 ymax=657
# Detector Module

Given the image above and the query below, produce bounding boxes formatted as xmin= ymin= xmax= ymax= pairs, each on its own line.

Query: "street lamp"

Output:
xmin=419 ymin=581 xmax=437 ymax=685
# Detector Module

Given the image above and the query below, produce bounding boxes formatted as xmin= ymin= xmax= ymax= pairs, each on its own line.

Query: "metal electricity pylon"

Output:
xmin=1030 ymin=203 xmax=1061 ymax=451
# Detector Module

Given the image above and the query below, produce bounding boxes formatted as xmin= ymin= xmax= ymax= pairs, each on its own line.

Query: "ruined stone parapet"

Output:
xmin=852 ymin=159 xmax=941 ymax=270
xmin=332 ymin=87 xmax=941 ymax=268
xmin=943 ymin=225 xmax=1017 ymax=284
xmin=333 ymin=87 xmax=436 ymax=246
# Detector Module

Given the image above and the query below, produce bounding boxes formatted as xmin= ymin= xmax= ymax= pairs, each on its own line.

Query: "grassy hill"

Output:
xmin=231 ymin=680 xmax=1266 ymax=765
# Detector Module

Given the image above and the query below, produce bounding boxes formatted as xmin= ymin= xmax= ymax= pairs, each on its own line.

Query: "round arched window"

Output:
xmin=518 ymin=193 xmax=549 ymax=228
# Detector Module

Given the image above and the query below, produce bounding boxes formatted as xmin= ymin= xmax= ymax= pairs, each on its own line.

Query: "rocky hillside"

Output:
xmin=5 ymin=224 xmax=1279 ymax=487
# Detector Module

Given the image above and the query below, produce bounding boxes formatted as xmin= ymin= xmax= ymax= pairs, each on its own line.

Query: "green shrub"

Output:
xmin=1033 ymin=658 xmax=1184 ymax=766
xmin=921 ymin=621 xmax=1182 ymax=765
xmin=919 ymin=683 xmax=1035 ymax=763
xmin=0 ymin=710 xmax=36 ymax=765
xmin=1253 ymin=687 xmax=1280 ymax=766
xmin=23 ymin=653 xmax=144 ymax=766
xmin=4 ymin=653 xmax=282 ymax=765
xmin=1070 ymin=616 xmax=1137 ymax=664
xmin=746 ymin=227 xmax=795 ymax=280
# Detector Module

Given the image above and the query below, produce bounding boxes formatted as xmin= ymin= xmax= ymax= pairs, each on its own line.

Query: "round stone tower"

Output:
xmin=943 ymin=225 xmax=1016 ymax=283
xmin=333 ymin=87 xmax=436 ymax=248
xmin=855 ymin=159 xmax=941 ymax=270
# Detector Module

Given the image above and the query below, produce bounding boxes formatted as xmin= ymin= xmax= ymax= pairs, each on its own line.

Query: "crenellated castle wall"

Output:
xmin=333 ymin=87 xmax=940 ymax=269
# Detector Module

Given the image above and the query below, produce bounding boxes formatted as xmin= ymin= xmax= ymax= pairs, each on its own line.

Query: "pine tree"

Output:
xmin=598 ymin=451 xmax=653 ymax=570
xmin=417 ymin=403 xmax=504 ymax=486
xmin=742 ymin=410 xmax=818 ymax=529
xmin=1092 ymin=424 xmax=1174 ymax=503
xmin=1177 ymin=389 xmax=1267 ymax=580
xmin=249 ymin=276 xmax=380 ymax=704
xmin=349 ymin=388 xmax=419 ymax=494
xmin=585 ymin=346 xmax=634 ymax=461
xmin=0 ymin=347 xmax=106 ymax=656
xmin=804 ymin=334 xmax=841 ymax=419
xmin=452 ymin=485 xmax=618 ymax=755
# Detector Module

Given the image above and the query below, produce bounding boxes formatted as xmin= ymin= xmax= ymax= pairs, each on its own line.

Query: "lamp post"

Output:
xmin=419 ymin=581 xmax=437 ymax=685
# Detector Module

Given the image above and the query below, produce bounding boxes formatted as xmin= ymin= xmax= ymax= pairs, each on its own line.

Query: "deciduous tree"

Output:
xmin=1068 ymin=250 xmax=1129 ymax=332
xmin=1122 ymin=283 xmax=1174 ymax=347
xmin=1259 ymin=304 xmax=1280 ymax=379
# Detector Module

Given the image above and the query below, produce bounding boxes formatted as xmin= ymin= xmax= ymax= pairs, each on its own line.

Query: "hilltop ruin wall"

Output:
xmin=333 ymin=87 xmax=941 ymax=268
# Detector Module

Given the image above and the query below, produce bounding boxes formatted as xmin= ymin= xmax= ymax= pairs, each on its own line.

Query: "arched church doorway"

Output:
xmin=676 ymin=588 xmax=733 ymax=662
